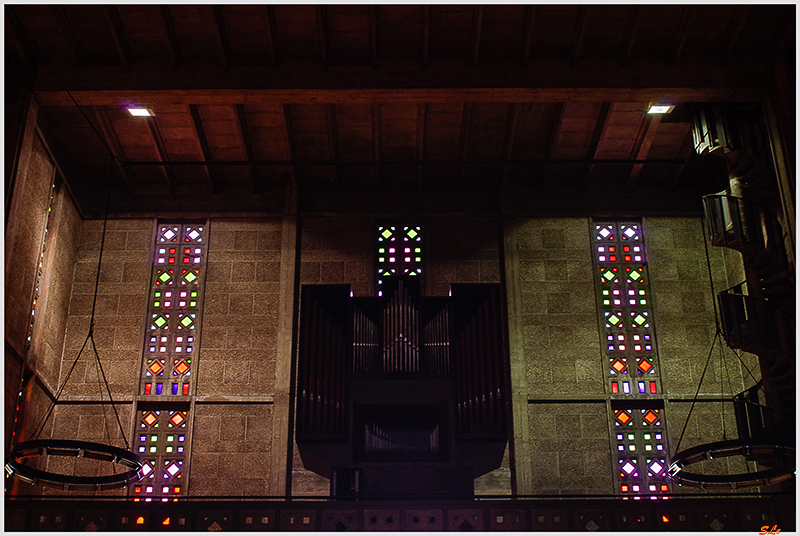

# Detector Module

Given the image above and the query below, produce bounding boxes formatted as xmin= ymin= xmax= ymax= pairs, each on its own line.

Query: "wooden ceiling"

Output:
xmin=6 ymin=5 xmax=795 ymax=216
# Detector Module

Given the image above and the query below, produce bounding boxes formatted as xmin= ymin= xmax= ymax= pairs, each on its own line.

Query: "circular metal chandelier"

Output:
xmin=668 ymin=438 xmax=795 ymax=490
xmin=5 ymin=439 xmax=146 ymax=491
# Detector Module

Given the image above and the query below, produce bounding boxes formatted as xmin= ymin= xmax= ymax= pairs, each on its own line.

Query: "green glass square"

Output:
xmin=603 ymin=299 xmax=610 ymax=305
xmin=415 ymin=257 xmax=421 ymax=262
xmin=603 ymin=270 xmax=615 ymax=281
xmin=633 ymin=314 xmax=647 ymax=325
xmin=158 ymin=272 xmax=171 ymax=283
xmin=151 ymin=435 xmax=158 ymax=441
xmin=608 ymin=314 xmax=620 ymax=325
xmin=378 ymin=257 xmax=385 ymax=263
xmin=643 ymin=434 xmax=651 ymax=440
xmin=645 ymin=445 xmax=653 ymax=451
xmin=190 ymin=301 xmax=197 ymax=307
xmin=180 ymin=316 xmax=194 ymax=327
xmin=191 ymin=292 xmax=198 ymax=297
xmin=166 ymin=446 xmax=174 ymax=453
xmin=628 ymin=445 xmax=636 ymax=451
xmin=184 ymin=271 xmax=197 ymax=283
xmin=602 ymin=290 xmax=609 ymax=295
xmin=381 ymin=229 xmax=392 ymax=239
xmin=639 ymin=290 xmax=645 ymax=295
xmin=629 ymin=270 xmax=641 ymax=280
xmin=415 ymin=248 xmax=421 ymax=253
xmin=153 ymin=301 xmax=161 ymax=308
xmin=155 ymin=292 xmax=162 ymax=297
xmin=153 ymin=316 xmax=167 ymax=328
xmin=379 ymin=248 xmax=385 ymax=253
xmin=167 ymin=435 xmax=174 ymax=442
xmin=150 ymin=446 xmax=157 ymax=453
xmin=628 ymin=433 xmax=635 ymax=440
xmin=407 ymin=229 xmax=418 ymax=238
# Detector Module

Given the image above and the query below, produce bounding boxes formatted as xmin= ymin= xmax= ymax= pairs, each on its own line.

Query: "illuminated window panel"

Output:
xmin=26 ymin=182 xmax=57 ymax=346
xmin=137 ymin=222 xmax=205 ymax=496
xmin=131 ymin=409 xmax=189 ymax=500
xmin=376 ymin=225 xmax=422 ymax=296
xmin=593 ymin=221 xmax=669 ymax=499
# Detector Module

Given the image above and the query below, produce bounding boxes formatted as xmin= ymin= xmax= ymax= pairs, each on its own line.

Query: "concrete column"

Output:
xmin=501 ymin=216 xmax=532 ymax=495
xmin=269 ymin=183 xmax=298 ymax=496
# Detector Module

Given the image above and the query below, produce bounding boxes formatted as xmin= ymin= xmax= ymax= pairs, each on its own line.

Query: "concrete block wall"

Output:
xmin=515 ymin=218 xmax=602 ymax=398
xmin=200 ymin=218 xmax=283 ymax=396
xmin=5 ymin=134 xmax=55 ymax=358
xmin=509 ymin=217 xmax=609 ymax=495
xmin=188 ymin=217 xmax=283 ymax=496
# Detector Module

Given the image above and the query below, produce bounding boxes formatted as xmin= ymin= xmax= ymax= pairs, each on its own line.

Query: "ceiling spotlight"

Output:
xmin=647 ymin=103 xmax=674 ymax=114
xmin=128 ymin=107 xmax=154 ymax=117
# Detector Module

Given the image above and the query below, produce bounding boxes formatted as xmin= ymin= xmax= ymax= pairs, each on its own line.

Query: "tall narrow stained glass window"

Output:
xmin=132 ymin=222 xmax=207 ymax=500
xmin=376 ymin=225 xmax=422 ymax=296
xmin=593 ymin=221 xmax=671 ymax=499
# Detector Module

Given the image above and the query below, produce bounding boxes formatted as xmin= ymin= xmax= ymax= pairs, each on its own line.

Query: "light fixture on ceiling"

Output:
xmin=647 ymin=103 xmax=675 ymax=114
xmin=128 ymin=107 xmax=154 ymax=117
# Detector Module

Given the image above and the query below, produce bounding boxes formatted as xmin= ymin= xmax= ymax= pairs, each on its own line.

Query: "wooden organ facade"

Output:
xmin=296 ymin=277 xmax=508 ymax=497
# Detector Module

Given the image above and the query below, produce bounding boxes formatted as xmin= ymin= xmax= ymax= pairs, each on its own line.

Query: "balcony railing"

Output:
xmin=717 ymin=290 xmax=794 ymax=355
xmin=703 ymin=194 xmax=787 ymax=270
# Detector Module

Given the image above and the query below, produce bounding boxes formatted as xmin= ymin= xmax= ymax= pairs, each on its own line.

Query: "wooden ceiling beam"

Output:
xmin=159 ymin=6 xmax=182 ymax=68
xmin=416 ymin=103 xmax=427 ymax=189
xmin=570 ymin=6 xmax=588 ymax=67
xmin=626 ymin=114 xmax=661 ymax=187
xmin=326 ymin=104 xmax=340 ymax=183
xmin=617 ymin=6 xmax=641 ymax=67
xmin=317 ymin=6 xmax=329 ymax=68
xmin=105 ymin=6 xmax=132 ymax=68
xmin=521 ymin=6 xmax=536 ymax=66
xmin=541 ymin=102 xmax=566 ymax=183
xmin=669 ymin=6 xmax=695 ymax=64
xmin=372 ymin=103 xmax=382 ymax=186
xmin=53 ymin=6 xmax=82 ymax=69
xmin=587 ymin=102 xmax=611 ymax=177
xmin=370 ymin=6 xmax=379 ymax=66
xmin=421 ymin=6 xmax=430 ymax=66
xmin=233 ymin=103 xmax=257 ymax=194
xmin=501 ymin=103 xmax=519 ymax=183
xmin=93 ymin=107 xmax=136 ymax=193
xmin=212 ymin=6 xmax=232 ymax=69
xmin=717 ymin=6 xmax=751 ymax=66
xmin=263 ymin=6 xmax=280 ymax=67
xmin=282 ymin=104 xmax=298 ymax=185
xmin=189 ymin=104 xmax=221 ymax=194
xmin=471 ymin=6 xmax=483 ymax=67
xmin=33 ymin=84 xmax=763 ymax=107
xmin=457 ymin=103 xmax=473 ymax=187
xmin=146 ymin=117 xmax=177 ymax=192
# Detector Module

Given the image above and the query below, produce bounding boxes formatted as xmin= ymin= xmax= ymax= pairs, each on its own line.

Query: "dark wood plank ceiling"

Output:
xmin=6 ymin=4 xmax=794 ymax=216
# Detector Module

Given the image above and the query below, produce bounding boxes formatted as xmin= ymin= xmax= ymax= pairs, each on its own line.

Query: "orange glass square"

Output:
xmin=175 ymin=361 xmax=189 ymax=375
xmin=644 ymin=410 xmax=658 ymax=424
xmin=148 ymin=361 xmax=164 ymax=374
xmin=661 ymin=485 xmax=669 ymax=491
xmin=169 ymin=412 xmax=185 ymax=426
xmin=612 ymin=360 xmax=626 ymax=372
xmin=616 ymin=411 xmax=631 ymax=424
xmin=143 ymin=412 xmax=158 ymax=426
xmin=638 ymin=360 xmax=653 ymax=372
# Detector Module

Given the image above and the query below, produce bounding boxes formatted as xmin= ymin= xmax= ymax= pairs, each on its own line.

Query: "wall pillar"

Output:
xmin=269 ymin=183 xmax=298 ymax=496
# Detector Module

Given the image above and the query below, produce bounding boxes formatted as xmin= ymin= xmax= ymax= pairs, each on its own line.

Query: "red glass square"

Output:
xmin=616 ymin=411 xmax=631 ymax=424
xmin=611 ymin=381 xmax=619 ymax=394
xmin=644 ymin=410 xmax=658 ymax=424
xmin=143 ymin=412 xmax=158 ymax=426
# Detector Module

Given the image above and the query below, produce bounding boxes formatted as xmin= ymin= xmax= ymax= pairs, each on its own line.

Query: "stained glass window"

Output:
xmin=131 ymin=408 xmax=189 ymax=502
xmin=376 ymin=225 xmax=422 ymax=296
xmin=133 ymin=222 xmax=206 ymax=499
xmin=593 ymin=220 xmax=670 ymax=499
xmin=25 ymin=181 xmax=57 ymax=348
